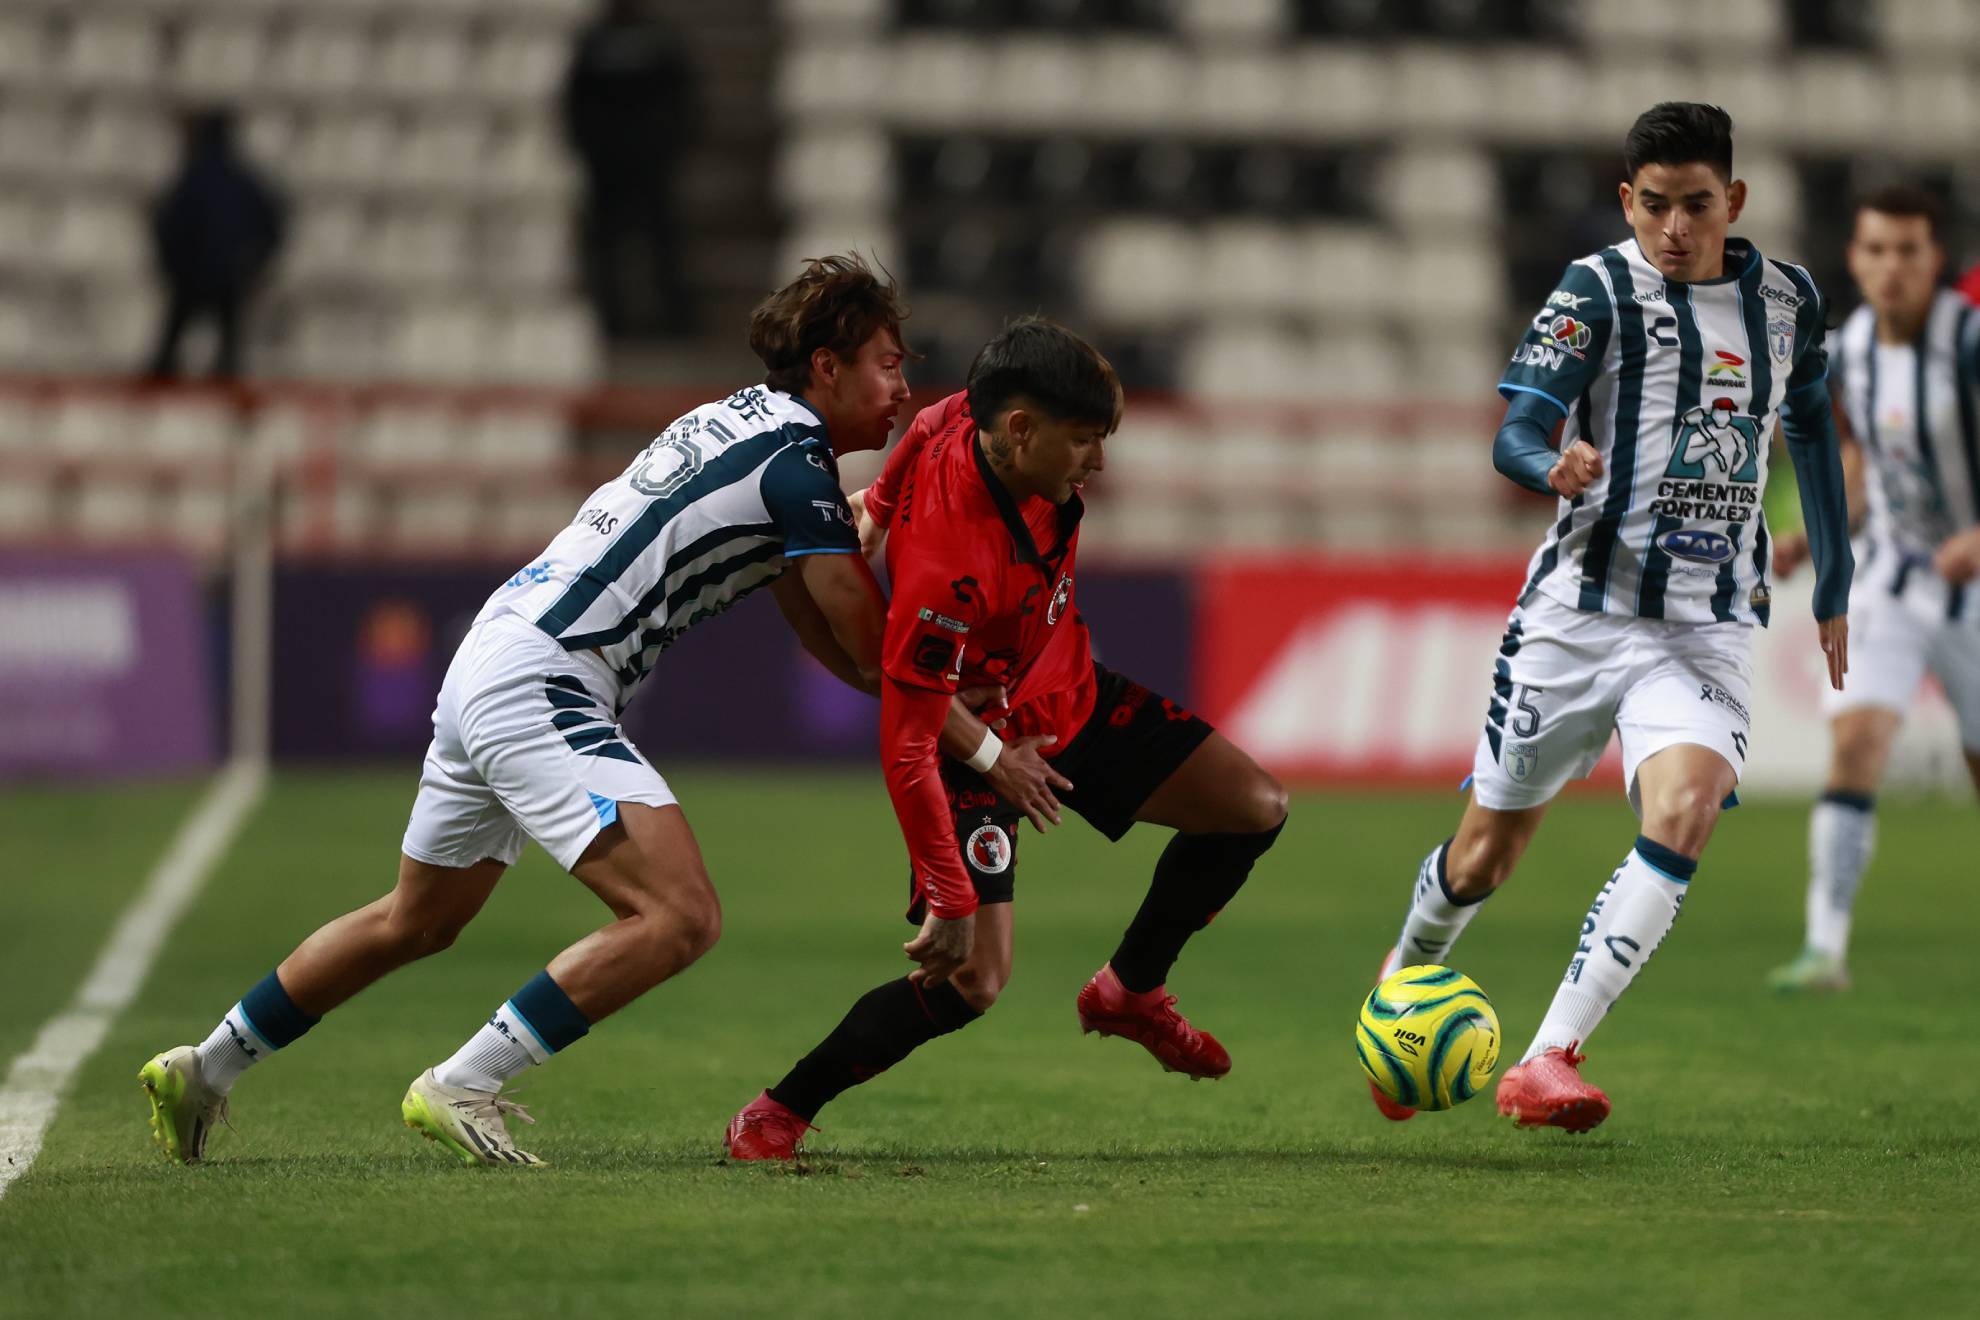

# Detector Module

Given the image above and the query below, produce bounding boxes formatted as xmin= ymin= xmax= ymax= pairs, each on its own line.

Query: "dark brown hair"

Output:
xmin=1857 ymin=184 xmax=1945 ymax=243
xmin=748 ymin=253 xmax=916 ymax=395
xmin=966 ymin=317 xmax=1123 ymax=435
xmin=1624 ymin=101 xmax=1733 ymax=182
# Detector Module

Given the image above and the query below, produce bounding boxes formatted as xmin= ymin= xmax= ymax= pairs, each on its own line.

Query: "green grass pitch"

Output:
xmin=3 ymin=769 xmax=1976 ymax=1318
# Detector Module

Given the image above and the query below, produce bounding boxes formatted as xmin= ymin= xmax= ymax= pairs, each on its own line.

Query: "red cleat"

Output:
xmin=1369 ymin=947 xmax=1415 ymax=1122
xmin=1076 ymin=964 xmax=1231 ymax=1080
xmin=724 ymin=1090 xmax=813 ymax=1161
xmin=1494 ymin=1044 xmax=1611 ymax=1133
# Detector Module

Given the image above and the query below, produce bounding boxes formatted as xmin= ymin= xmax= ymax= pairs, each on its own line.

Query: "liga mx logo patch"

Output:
xmin=1504 ymin=742 xmax=1539 ymax=782
xmin=966 ymin=824 xmax=1012 ymax=875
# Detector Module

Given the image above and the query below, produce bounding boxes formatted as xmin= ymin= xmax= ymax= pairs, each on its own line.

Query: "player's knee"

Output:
xmin=381 ymin=900 xmax=475 ymax=960
xmin=1235 ymin=771 xmax=1289 ymax=835
xmin=951 ymin=964 xmax=1006 ymax=1013
xmin=1646 ymin=784 xmax=1721 ymax=853
xmin=664 ymin=884 xmax=723 ymax=962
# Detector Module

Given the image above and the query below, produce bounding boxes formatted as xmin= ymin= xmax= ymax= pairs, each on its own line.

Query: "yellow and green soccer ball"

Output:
xmin=1355 ymin=965 xmax=1501 ymax=1111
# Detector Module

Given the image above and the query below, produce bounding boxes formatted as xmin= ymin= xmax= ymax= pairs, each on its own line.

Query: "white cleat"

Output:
xmin=401 ymin=1069 xmax=546 ymax=1167
xmin=139 ymin=1046 xmax=230 ymax=1165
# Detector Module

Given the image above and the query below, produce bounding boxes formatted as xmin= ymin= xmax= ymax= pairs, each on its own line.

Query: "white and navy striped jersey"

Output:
xmin=475 ymin=385 xmax=859 ymax=702
xmin=1500 ymin=237 xmax=1829 ymax=626
xmin=1832 ymin=289 xmax=1980 ymax=559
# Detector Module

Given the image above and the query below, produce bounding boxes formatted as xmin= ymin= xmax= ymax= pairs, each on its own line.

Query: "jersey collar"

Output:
xmin=1635 ymin=236 xmax=1760 ymax=287
xmin=969 ymin=430 xmax=1083 ymax=568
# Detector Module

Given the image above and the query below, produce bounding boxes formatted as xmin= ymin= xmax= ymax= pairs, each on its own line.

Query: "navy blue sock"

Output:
xmin=509 ymin=970 xmax=590 ymax=1053
xmin=239 ymin=969 xmax=319 ymax=1049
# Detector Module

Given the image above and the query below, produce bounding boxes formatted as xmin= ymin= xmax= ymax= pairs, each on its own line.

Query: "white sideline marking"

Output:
xmin=0 ymin=761 xmax=265 ymax=1201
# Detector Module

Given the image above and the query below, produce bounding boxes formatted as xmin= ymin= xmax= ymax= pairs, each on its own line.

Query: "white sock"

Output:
xmin=1806 ymin=794 xmax=1876 ymax=960
xmin=1524 ymin=839 xmax=1693 ymax=1062
xmin=434 ymin=1001 xmax=549 ymax=1094
xmin=194 ymin=1005 xmax=275 ymax=1096
xmin=1391 ymin=839 xmax=1488 ymax=968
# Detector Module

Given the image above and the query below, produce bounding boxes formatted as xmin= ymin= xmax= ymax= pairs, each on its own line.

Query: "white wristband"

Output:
xmin=963 ymin=725 xmax=1002 ymax=774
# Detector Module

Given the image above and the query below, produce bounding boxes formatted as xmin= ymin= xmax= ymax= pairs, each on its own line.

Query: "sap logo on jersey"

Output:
xmin=1657 ymin=528 xmax=1736 ymax=563
xmin=1511 ymin=343 xmax=1566 ymax=370
xmin=966 ymin=824 xmax=1013 ymax=874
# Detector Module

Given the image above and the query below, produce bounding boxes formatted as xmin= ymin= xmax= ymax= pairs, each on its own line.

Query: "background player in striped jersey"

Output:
xmin=137 ymin=256 xmax=1048 ymax=1166
xmin=1768 ymin=187 xmax=1980 ymax=993
xmin=1372 ymin=103 xmax=1854 ymax=1133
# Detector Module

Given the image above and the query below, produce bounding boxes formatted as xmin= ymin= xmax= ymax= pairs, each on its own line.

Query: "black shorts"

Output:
xmin=905 ymin=663 xmax=1216 ymax=923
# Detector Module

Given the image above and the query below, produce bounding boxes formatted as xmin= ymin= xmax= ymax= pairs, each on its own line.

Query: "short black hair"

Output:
xmin=965 ymin=317 xmax=1122 ymax=434
xmin=1856 ymin=184 xmax=1945 ymax=243
xmin=1624 ymin=102 xmax=1734 ymax=183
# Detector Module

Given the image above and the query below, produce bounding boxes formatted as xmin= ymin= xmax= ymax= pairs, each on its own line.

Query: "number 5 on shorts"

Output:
xmin=1511 ymin=686 xmax=1544 ymax=738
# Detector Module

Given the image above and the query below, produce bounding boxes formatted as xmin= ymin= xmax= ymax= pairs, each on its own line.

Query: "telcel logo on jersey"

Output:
xmin=1656 ymin=528 xmax=1736 ymax=563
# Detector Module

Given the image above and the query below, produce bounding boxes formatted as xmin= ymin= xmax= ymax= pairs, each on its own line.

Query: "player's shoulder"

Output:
xmin=1546 ymin=251 xmax=1621 ymax=313
xmin=906 ymin=390 xmax=973 ymax=443
xmin=676 ymin=384 xmax=829 ymax=451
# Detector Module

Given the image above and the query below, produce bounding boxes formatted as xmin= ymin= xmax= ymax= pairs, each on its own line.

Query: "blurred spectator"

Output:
xmin=562 ymin=0 xmax=698 ymax=340
xmin=145 ymin=109 xmax=286 ymax=380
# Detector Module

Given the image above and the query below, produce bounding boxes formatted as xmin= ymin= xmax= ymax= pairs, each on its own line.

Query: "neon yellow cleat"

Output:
xmin=401 ymin=1069 xmax=546 ymax=1168
xmin=139 ymin=1046 xmax=229 ymax=1165
xmin=1767 ymin=949 xmax=1850 ymax=993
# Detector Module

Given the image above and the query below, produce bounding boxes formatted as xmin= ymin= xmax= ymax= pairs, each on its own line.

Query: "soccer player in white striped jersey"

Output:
xmin=138 ymin=256 xmax=1049 ymax=1166
xmin=1370 ymin=104 xmax=1855 ymax=1133
xmin=1768 ymin=187 xmax=1980 ymax=993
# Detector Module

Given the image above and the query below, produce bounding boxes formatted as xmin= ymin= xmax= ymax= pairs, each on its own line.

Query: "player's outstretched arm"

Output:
xmin=1492 ymin=391 xmax=1603 ymax=498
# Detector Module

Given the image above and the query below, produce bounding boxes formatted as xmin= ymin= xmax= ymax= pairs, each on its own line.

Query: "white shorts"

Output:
xmin=1469 ymin=593 xmax=1755 ymax=812
xmin=1821 ymin=548 xmax=1980 ymax=751
xmin=402 ymin=613 xmax=675 ymax=872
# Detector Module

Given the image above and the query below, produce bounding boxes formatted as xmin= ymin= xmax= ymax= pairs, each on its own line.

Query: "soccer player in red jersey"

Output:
xmin=726 ymin=319 xmax=1289 ymax=1158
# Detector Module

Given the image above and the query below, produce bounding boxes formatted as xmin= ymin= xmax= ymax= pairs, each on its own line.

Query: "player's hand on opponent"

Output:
xmin=847 ymin=487 xmax=886 ymax=559
xmin=1548 ymin=441 xmax=1604 ymax=498
xmin=1771 ymin=530 xmax=1810 ymax=579
xmin=985 ymin=735 xmax=1074 ymax=832
xmin=1817 ymin=615 xmax=1849 ymax=691
xmin=904 ymin=911 xmax=974 ymax=986
xmin=1933 ymin=527 xmax=1980 ymax=585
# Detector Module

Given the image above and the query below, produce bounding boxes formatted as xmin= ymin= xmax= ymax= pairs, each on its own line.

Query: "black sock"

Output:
xmin=767 ymin=977 xmax=981 ymax=1121
xmin=1110 ymin=820 xmax=1285 ymax=994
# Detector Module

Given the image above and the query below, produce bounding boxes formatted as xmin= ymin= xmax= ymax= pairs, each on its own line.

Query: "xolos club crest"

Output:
xmin=966 ymin=823 xmax=1012 ymax=875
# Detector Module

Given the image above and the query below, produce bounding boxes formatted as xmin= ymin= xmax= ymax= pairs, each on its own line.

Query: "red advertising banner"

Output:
xmin=1196 ymin=555 xmax=1621 ymax=787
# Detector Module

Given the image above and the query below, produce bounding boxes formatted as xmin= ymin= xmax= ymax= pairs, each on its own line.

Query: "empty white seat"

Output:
xmin=291 ymin=111 xmax=400 ymax=188
xmin=290 ymin=306 xmax=388 ymax=378
xmin=173 ymin=21 xmax=267 ymax=98
xmin=1201 ymin=221 xmax=1306 ymax=318
xmin=353 ymin=406 xmax=463 ymax=467
xmin=1379 ymin=148 xmax=1497 ymax=228
xmin=49 ymin=397 xmax=141 ymax=459
xmin=244 ymin=403 xmax=314 ymax=463
xmin=493 ymin=487 xmax=581 ymax=550
xmin=775 ymin=128 xmax=893 ymax=211
xmin=984 ymin=37 xmax=1091 ymax=132
xmin=391 ymin=303 xmax=486 ymax=383
xmin=1395 ymin=241 xmax=1504 ymax=328
xmin=270 ymin=24 xmax=370 ymax=98
xmin=48 ymin=198 xmax=146 ymax=276
xmin=0 ymin=101 xmax=66 ymax=176
xmin=1892 ymin=67 xmax=1976 ymax=154
xmin=0 ymin=16 xmax=48 ymax=87
xmin=482 ymin=116 xmax=575 ymax=197
xmin=75 ymin=483 xmax=159 ymax=541
xmin=491 ymin=303 xmax=599 ymax=385
xmin=389 ymin=489 xmax=483 ymax=549
xmin=0 ymin=197 xmax=45 ymax=273
xmin=463 ymin=410 xmax=569 ymax=468
xmin=0 ymin=395 xmax=45 ymax=456
xmin=374 ymin=24 xmax=471 ymax=100
xmin=1289 ymin=46 xmax=1390 ymax=140
xmin=1081 ymin=40 xmax=1190 ymax=134
xmin=1176 ymin=0 xmax=1286 ymax=40
xmin=69 ymin=103 xmax=177 ymax=188
xmin=161 ymin=481 xmax=232 ymax=555
xmin=1391 ymin=45 xmax=1493 ymax=135
xmin=0 ymin=475 xmax=56 ymax=538
xmin=281 ymin=201 xmax=371 ymax=288
xmin=1877 ymin=0 xmax=1970 ymax=53
xmin=479 ymin=212 xmax=572 ymax=293
xmin=1077 ymin=220 xmax=1200 ymax=326
xmin=60 ymin=16 xmax=163 ymax=90
xmin=84 ymin=286 xmax=162 ymax=369
xmin=373 ymin=207 xmax=472 ymax=289
xmin=141 ymin=400 xmax=242 ymax=462
xmin=1791 ymin=54 xmax=1888 ymax=148
xmin=471 ymin=30 xmax=569 ymax=104
xmin=1179 ymin=323 xmax=1312 ymax=401
xmin=779 ymin=40 xmax=895 ymax=118
xmin=1299 ymin=226 xmax=1401 ymax=319
xmin=394 ymin=114 xmax=492 ymax=192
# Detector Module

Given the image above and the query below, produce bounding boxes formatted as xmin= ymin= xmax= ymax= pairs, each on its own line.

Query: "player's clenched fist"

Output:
xmin=1548 ymin=440 xmax=1604 ymax=498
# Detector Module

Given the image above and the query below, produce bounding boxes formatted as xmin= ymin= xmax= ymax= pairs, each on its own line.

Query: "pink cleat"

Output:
xmin=724 ymin=1090 xmax=814 ymax=1161
xmin=1494 ymin=1044 xmax=1611 ymax=1133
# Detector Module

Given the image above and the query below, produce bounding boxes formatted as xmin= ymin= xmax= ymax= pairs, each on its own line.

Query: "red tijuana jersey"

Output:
xmin=868 ymin=391 xmax=1097 ymax=742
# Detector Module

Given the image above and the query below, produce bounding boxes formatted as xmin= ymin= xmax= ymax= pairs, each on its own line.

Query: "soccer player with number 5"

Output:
xmin=1371 ymin=104 xmax=1854 ymax=1132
